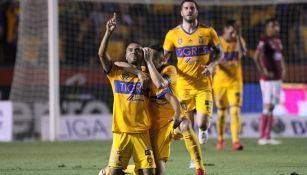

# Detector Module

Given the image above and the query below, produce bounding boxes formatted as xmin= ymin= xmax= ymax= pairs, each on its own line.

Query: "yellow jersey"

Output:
xmin=214 ymin=37 xmax=243 ymax=87
xmin=148 ymin=65 xmax=177 ymax=130
xmin=163 ymin=24 xmax=221 ymax=90
xmin=106 ymin=65 xmax=151 ymax=133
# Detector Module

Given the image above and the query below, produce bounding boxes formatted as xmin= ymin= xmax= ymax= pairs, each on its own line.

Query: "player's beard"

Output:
xmin=184 ymin=16 xmax=196 ymax=24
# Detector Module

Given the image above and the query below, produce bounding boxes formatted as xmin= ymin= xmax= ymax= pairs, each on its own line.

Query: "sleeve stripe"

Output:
xmin=103 ymin=64 xmax=112 ymax=74
xmin=156 ymin=87 xmax=172 ymax=99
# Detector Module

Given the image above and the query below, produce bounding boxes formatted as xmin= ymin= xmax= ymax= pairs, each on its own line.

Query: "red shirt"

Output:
xmin=256 ymin=36 xmax=283 ymax=80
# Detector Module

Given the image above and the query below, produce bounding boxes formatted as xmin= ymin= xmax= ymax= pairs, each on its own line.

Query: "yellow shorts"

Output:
xmin=177 ymin=89 xmax=213 ymax=117
xmin=108 ymin=132 xmax=156 ymax=170
xmin=150 ymin=121 xmax=183 ymax=161
xmin=214 ymin=84 xmax=242 ymax=108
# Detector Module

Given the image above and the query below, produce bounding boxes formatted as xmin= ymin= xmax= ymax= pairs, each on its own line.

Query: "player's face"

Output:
xmin=266 ymin=21 xmax=280 ymax=36
xmin=224 ymin=26 xmax=237 ymax=41
xmin=272 ymin=22 xmax=280 ymax=36
xmin=125 ymin=43 xmax=143 ymax=64
xmin=152 ymin=50 xmax=163 ymax=69
xmin=181 ymin=2 xmax=198 ymax=23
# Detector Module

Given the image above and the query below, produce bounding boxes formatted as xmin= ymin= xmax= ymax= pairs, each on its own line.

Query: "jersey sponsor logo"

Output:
xmin=114 ymin=80 xmax=144 ymax=95
xmin=223 ymin=51 xmax=239 ymax=61
xmin=184 ymin=57 xmax=201 ymax=64
xmin=175 ymin=45 xmax=209 ymax=57
xmin=126 ymin=94 xmax=144 ymax=102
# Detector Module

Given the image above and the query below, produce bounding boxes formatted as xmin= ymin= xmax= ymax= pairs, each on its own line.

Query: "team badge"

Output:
xmin=178 ymin=38 xmax=182 ymax=45
xmin=198 ymin=35 xmax=204 ymax=44
xmin=121 ymin=72 xmax=129 ymax=80
xmin=188 ymin=39 xmax=192 ymax=42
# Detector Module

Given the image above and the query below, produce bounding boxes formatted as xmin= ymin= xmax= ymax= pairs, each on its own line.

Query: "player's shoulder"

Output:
xmin=168 ymin=25 xmax=181 ymax=33
xmin=198 ymin=23 xmax=212 ymax=29
xmin=161 ymin=65 xmax=177 ymax=74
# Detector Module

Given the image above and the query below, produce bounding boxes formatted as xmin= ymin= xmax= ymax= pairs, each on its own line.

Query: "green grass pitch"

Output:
xmin=0 ymin=139 xmax=306 ymax=175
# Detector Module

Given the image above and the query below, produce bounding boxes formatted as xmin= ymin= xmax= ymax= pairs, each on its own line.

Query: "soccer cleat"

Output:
xmin=189 ymin=160 xmax=196 ymax=169
xmin=198 ymin=129 xmax=209 ymax=144
xmin=232 ymin=142 xmax=244 ymax=151
xmin=196 ymin=169 xmax=206 ymax=175
xmin=216 ymin=140 xmax=225 ymax=151
xmin=258 ymin=138 xmax=269 ymax=145
xmin=268 ymin=139 xmax=281 ymax=145
xmin=98 ymin=169 xmax=106 ymax=175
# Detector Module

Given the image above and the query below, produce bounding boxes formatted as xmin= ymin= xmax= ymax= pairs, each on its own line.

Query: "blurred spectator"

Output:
xmin=5 ymin=1 xmax=19 ymax=65
xmin=289 ymin=7 xmax=307 ymax=62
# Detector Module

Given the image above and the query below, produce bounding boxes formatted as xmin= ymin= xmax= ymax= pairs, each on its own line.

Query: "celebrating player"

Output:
xmin=163 ymin=0 xmax=224 ymax=167
xmin=97 ymin=13 xmax=155 ymax=175
xmin=114 ymin=45 xmax=206 ymax=175
xmin=213 ymin=19 xmax=247 ymax=151
xmin=253 ymin=18 xmax=286 ymax=145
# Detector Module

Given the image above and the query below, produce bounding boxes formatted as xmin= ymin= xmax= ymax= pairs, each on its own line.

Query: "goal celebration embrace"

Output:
xmin=1 ymin=0 xmax=306 ymax=175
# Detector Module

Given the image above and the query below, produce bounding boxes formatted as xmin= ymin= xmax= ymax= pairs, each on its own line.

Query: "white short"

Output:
xmin=260 ymin=80 xmax=282 ymax=105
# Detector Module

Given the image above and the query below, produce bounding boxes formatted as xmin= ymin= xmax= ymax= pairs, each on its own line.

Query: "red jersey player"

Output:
xmin=253 ymin=18 xmax=286 ymax=145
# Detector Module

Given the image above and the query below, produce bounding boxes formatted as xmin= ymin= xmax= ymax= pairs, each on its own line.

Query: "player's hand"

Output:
xmin=137 ymin=71 xmax=150 ymax=89
xmin=142 ymin=47 xmax=154 ymax=62
xmin=106 ymin=13 xmax=117 ymax=34
xmin=201 ymin=64 xmax=215 ymax=76
xmin=263 ymin=69 xmax=274 ymax=78
xmin=169 ymin=116 xmax=182 ymax=129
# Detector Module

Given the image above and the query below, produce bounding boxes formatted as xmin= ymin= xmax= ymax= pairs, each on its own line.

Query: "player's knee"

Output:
xmin=230 ymin=106 xmax=240 ymax=116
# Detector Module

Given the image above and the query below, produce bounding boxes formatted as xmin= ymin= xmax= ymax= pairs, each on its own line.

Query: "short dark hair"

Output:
xmin=180 ymin=0 xmax=199 ymax=11
xmin=149 ymin=44 xmax=163 ymax=54
xmin=225 ymin=19 xmax=237 ymax=28
xmin=265 ymin=18 xmax=278 ymax=27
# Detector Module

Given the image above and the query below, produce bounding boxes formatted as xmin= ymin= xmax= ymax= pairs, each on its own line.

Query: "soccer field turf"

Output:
xmin=0 ymin=139 xmax=306 ymax=175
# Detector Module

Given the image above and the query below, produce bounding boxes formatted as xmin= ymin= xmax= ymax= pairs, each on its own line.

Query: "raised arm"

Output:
xmin=98 ymin=13 xmax=117 ymax=72
xmin=143 ymin=48 xmax=169 ymax=89
xmin=114 ymin=61 xmax=150 ymax=84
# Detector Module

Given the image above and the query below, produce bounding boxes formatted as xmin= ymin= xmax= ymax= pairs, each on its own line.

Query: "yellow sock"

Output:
xmin=124 ymin=165 xmax=136 ymax=175
xmin=182 ymin=129 xmax=205 ymax=171
xmin=217 ymin=109 xmax=227 ymax=141
xmin=230 ymin=106 xmax=241 ymax=143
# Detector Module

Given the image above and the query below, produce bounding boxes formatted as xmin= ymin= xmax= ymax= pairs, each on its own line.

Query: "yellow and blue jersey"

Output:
xmin=163 ymin=23 xmax=221 ymax=90
xmin=148 ymin=65 xmax=177 ymax=130
xmin=214 ymin=37 xmax=243 ymax=87
xmin=106 ymin=65 xmax=151 ymax=133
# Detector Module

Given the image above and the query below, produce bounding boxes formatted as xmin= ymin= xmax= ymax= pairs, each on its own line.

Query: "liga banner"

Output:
xmin=41 ymin=115 xmax=112 ymax=141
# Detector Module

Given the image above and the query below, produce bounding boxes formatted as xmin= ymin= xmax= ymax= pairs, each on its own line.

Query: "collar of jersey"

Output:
xmin=180 ymin=22 xmax=199 ymax=35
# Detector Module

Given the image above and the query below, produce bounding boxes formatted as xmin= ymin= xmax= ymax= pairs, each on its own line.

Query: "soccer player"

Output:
xmin=253 ymin=18 xmax=286 ymax=145
xmin=163 ymin=0 xmax=224 ymax=148
xmin=114 ymin=46 xmax=206 ymax=175
xmin=97 ymin=13 xmax=155 ymax=175
xmin=213 ymin=20 xmax=247 ymax=151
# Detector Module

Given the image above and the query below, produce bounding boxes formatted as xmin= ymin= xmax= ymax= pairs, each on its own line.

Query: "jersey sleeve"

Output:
xmin=163 ymin=30 xmax=175 ymax=53
xmin=106 ymin=64 xmax=121 ymax=80
xmin=256 ymin=39 xmax=265 ymax=52
xmin=209 ymin=27 xmax=221 ymax=48
xmin=155 ymin=66 xmax=177 ymax=98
